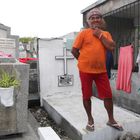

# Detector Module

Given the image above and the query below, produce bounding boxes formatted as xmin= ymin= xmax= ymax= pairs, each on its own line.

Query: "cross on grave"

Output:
xmin=55 ymin=47 xmax=74 ymax=75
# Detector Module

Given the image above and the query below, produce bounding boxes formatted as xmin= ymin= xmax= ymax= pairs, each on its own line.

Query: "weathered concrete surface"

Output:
xmin=0 ymin=63 xmax=29 ymax=136
xmin=0 ymin=106 xmax=16 ymax=134
xmin=110 ymin=70 xmax=140 ymax=114
xmin=43 ymin=93 xmax=140 ymax=140
xmin=0 ymin=111 xmax=39 ymax=140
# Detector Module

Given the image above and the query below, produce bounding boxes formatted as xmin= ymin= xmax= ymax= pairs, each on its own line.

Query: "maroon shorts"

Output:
xmin=79 ymin=71 xmax=112 ymax=100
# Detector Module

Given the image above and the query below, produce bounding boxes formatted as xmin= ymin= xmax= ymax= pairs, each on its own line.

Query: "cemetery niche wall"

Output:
xmin=0 ymin=58 xmax=29 ymax=137
xmin=38 ymin=32 xmax=82 ymax=105
xmin=0 ymin=23 xmax=19 ymax=59
xmin=0 ymin=23 xmax=29 ymax=136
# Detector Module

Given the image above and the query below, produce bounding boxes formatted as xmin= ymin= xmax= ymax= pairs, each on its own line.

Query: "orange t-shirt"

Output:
xmin=72 ymin=28 xmax=113 ymax=73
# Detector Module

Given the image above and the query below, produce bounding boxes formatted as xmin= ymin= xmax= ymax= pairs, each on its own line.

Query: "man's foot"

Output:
xmin=86 ymin=124 xmax=94 ymax=131
xmin=106 ymin=121 xmax=123 ymax=131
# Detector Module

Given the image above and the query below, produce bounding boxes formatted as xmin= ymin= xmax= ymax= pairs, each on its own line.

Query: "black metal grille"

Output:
xmin=103 ymin=0 xmax=140 ymax=71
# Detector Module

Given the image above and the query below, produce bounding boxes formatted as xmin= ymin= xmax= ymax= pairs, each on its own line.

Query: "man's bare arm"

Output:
xmin=93 ymin=29 xmax=116 ymax=51
xmin=99 ymin=35 xmax=116 ymax=51
xmin=71 ymin=47 xmax=80 ymax=60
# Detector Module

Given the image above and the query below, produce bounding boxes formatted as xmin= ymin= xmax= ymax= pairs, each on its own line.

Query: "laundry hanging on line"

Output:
xmin=116 ymin=45 xmax=133 ymax=93
xmin=136 ymin=48 xmax=140 ymax=77
xmin=106 ymin=50 xmax=114 ymax=79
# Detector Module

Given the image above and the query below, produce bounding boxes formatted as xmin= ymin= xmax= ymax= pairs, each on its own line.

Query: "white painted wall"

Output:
xmin=39 ymin=34 xmax=81 ymax=102
xmin=0 ymin=29 xmax=7 ymax=38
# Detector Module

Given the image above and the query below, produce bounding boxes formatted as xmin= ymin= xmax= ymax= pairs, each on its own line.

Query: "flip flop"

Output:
xmin=86 ymin=124 xmax=95 ymax=132
xmin=106 ymin=122 xmax=123 ymax=131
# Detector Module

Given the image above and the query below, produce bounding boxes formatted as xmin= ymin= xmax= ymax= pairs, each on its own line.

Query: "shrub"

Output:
xmin=0 ymin=70 xmax=20 ymax=88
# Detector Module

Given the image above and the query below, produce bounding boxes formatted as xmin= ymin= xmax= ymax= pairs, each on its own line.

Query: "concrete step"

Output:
xmin=42 ymin=92 xmax=140 ymax=140
xmin=38 ymin=127 xmax=61 ymax=140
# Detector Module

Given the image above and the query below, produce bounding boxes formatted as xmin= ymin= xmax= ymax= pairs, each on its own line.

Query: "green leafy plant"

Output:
xmin=0 ymin=70 xmax=20 ymax=88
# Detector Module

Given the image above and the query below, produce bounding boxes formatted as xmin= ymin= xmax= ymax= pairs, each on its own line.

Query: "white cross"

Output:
xmin=55 ymin=47 xmax=74 ymax=75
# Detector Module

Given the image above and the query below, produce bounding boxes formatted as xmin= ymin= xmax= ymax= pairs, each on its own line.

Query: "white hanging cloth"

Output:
xmin=136 ymin=48 xmax=140 ymax=77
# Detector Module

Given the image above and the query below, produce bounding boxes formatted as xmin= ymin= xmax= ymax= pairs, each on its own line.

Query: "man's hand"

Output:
xmin=93 ymin=28 xmax=102 ymax=39
xmin=93 ymin=29 xmax=116 ymax=51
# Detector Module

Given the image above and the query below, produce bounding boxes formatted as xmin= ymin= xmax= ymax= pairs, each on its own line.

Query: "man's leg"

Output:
xmin=79 ymin=71 xmax=94 ymax=125
xmin=94 ymin=73 xmax=117 ymax=123
xmin=79 ymin=71 xmax=95 ymax=131
xmin=104 ymin=98 xmax=116 ymax=123
xmin=104 ymin=98 xmax=123 ymax=130
xmin=83 ymin=99 xmax=94 ymax=125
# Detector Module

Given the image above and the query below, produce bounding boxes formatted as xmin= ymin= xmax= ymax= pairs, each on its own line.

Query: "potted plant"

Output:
xmin=0 ymin=69 xmax=20 ymax=107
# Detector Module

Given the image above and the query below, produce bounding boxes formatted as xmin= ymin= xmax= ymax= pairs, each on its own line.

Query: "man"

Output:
xmin=71 ymin=8 xmax=123 ymax=131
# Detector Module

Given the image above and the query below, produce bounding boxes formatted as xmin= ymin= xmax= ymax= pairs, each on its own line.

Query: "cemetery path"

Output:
xmin=29 ymin=106 xmax=72 ymax=140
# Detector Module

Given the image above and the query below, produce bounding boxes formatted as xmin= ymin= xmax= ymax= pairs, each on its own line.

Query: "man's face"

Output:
xmin=87 ymin=15 xmax=102 ymax=29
